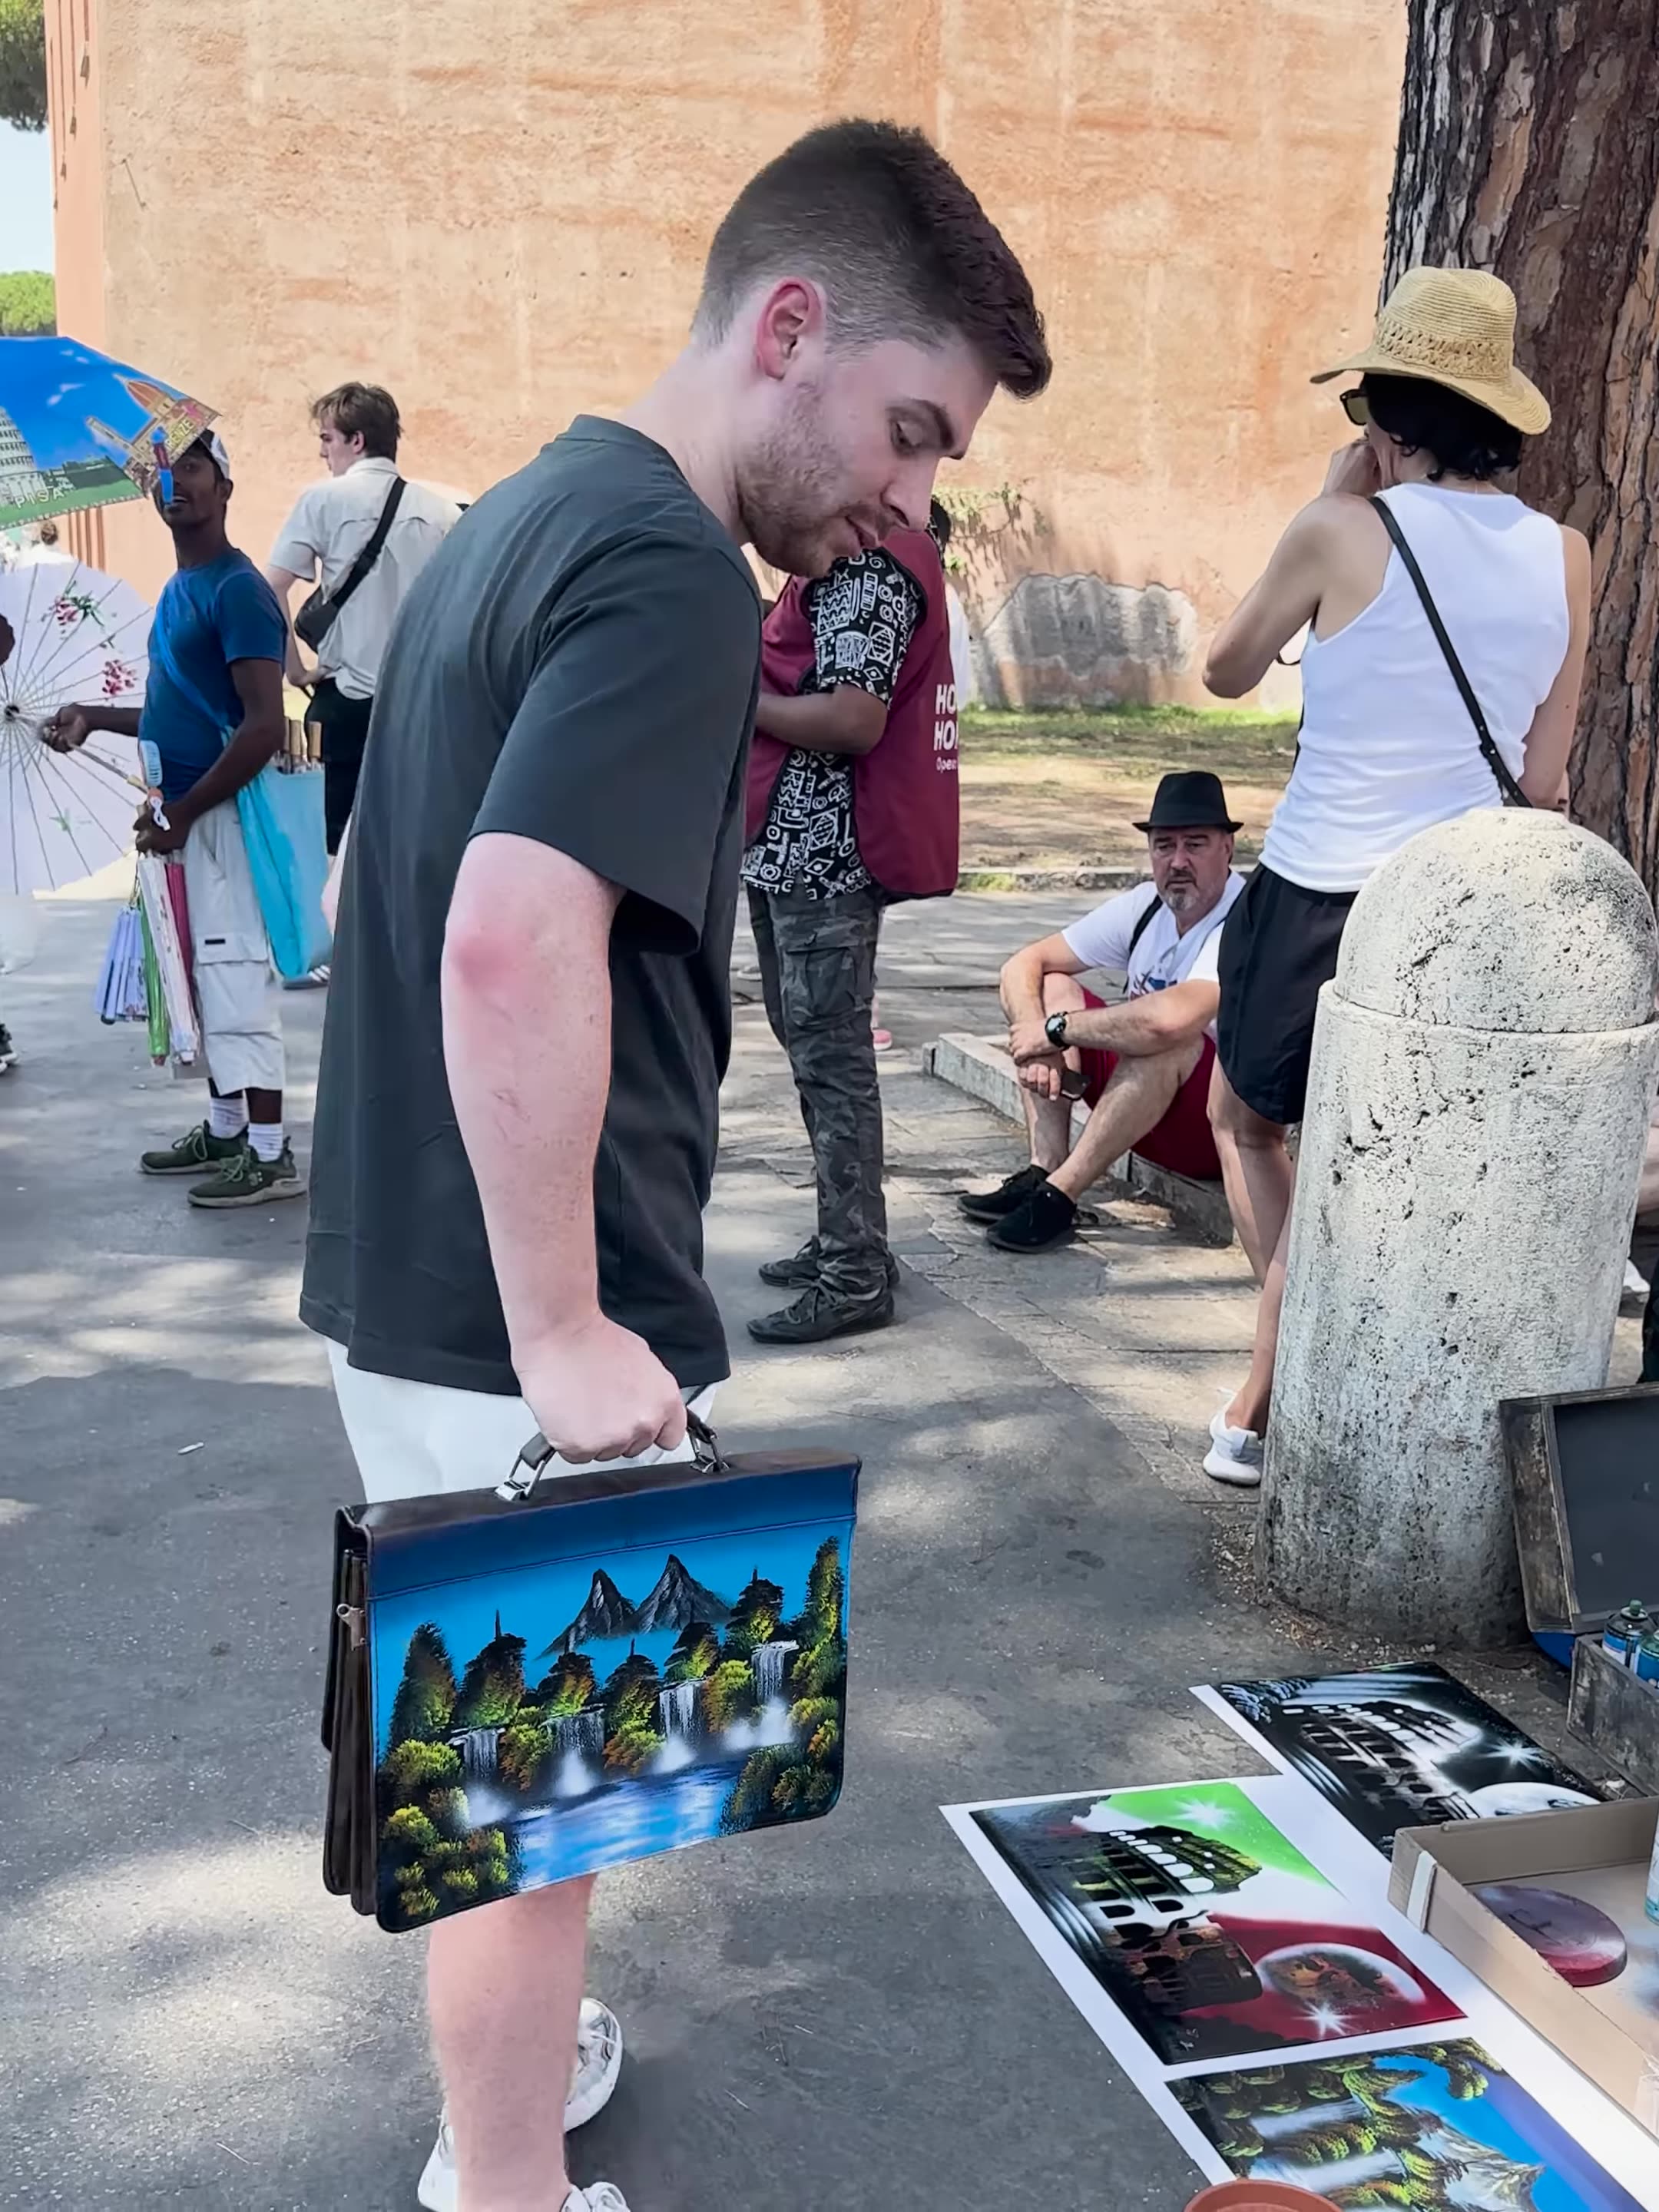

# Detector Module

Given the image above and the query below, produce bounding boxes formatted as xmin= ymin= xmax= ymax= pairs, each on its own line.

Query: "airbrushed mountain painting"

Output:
xmin=366 ymin=1465 xmax=856 ymax=1930
xmin=1172 ymin=2041 xmax=1644 ymax=2211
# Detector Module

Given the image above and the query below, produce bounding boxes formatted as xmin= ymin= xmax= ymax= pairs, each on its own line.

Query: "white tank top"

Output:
xmin=1260 ymin=483 xmax=1570 ymax=892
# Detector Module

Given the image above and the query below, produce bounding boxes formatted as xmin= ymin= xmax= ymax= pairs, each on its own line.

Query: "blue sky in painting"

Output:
xmin=370 ymin=1519 xmax=849 ymax=1757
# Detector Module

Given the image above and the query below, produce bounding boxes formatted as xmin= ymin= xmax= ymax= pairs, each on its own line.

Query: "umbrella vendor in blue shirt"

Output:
xmin=45 ymin=432 xmax=302 ymax=1207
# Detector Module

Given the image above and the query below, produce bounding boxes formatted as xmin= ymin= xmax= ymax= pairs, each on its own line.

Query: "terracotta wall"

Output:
xmin=48 ymin=0 xmax=1403 ymax=708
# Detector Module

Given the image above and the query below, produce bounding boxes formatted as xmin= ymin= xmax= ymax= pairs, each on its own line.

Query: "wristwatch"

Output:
xmin=1044 ymin=1011 xmax=1069 ymax=1048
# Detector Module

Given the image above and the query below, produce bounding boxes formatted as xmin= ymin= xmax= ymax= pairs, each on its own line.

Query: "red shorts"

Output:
xmin=1078 ymin=988 xmax=1222 ymax=1181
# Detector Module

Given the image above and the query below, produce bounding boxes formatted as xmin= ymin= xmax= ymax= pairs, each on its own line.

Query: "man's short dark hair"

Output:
xmin=311 ymin=382 xmax=402 ymax=461
xmin=694 ymin=120 xmax=1051 ymax=401
xmin=1360 ymin=373 xmax=1523 ymax=482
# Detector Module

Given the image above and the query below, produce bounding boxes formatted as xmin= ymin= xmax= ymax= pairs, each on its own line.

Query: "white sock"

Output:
xmin=208 ymin=1096 xmax=248 ymax=1141
xmin=247 ymin=1121 xmax=284 ymax=1164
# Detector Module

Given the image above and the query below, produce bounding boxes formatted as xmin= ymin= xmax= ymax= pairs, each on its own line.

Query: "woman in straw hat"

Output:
xmin=1197 ymin=264 xmax=1591 ymax=1487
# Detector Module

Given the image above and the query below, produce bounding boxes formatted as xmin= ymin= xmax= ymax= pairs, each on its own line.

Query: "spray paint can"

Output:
xmin=1603 ymin=1601 xmax=1654 ymax=1667
xmin=1638 ymin=1628 xmax=1659 ymax=1684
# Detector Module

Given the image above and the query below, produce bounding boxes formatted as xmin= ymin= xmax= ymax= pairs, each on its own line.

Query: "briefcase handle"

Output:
xmin=495 ymin=1406 xmax=727 ymax=1503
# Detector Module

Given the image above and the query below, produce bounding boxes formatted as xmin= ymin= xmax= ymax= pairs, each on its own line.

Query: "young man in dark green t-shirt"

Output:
xmin=304 ymin=120 xmax=1048 ymax=2212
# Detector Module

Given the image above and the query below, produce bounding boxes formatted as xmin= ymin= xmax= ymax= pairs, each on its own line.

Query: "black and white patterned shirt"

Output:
xmin=742 ymin=548 xmax=924 ymax=900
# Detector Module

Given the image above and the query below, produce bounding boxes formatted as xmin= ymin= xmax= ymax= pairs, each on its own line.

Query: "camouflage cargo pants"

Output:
xmin=748 ymin=882 xmax=889 ymax=1297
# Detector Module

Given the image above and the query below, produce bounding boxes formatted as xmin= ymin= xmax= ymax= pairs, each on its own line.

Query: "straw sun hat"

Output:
xmin=1311 ymin=265 xmax=1551 ymax=435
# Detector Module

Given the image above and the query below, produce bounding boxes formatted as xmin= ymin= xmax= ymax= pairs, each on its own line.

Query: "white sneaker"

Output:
xmin=416 ymin=1998 xmax=624 ymax=2210
xmin=1204 ymin=1406 xmax=1264 ymax=1487
xmin=1623 ymin=1259 xmax=1648 ymax=1306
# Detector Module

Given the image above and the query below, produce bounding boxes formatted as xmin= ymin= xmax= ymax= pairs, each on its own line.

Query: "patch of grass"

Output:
xmin=956 ymin=868 xmax=1021 ymax=892
xmin=961 ymin=704 xmax=1299 ymax=787
xmin=952 ymin=704 xmax=1296 ymax=876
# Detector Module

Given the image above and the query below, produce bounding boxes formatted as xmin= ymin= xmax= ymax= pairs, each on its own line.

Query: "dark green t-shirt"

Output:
xmin=300 ymin=419 xmax=760 ymax=1394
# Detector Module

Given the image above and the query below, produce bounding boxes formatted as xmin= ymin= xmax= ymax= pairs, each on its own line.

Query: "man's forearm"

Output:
xmin=172 ymin=717 xmax=284 ymax=827
xmin=753 ymin=686 xmax=886 ymax=755
xmin=78 ymin=704 xmax=143 ymax=737
xmin=1063 ymin=994 xmax=1205 ymax=1057
xmin=442 ymin=833 xmax=619 ymax=1359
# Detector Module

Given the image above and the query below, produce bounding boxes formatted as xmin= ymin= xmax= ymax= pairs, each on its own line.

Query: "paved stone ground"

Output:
xmin=0 ymin=894 xmax=1626 ymax=2211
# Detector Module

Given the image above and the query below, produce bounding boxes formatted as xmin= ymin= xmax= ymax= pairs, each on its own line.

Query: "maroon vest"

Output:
xmin=744 ymin=527 xmax=960 ymax=899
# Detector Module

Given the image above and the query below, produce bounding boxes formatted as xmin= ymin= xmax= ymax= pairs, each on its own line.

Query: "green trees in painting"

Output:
xmin=376 ymin=1624 xmax=514 ymax=1930
xmin=452 ymin=1613 xmax=527 ymax=1728
xmin=720 ymin=1537 xmax=848 ymax=1833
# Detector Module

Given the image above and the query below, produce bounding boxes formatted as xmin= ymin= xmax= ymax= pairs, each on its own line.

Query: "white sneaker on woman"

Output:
xmin=1204 ymin=1406 xmax=1264 ymax=1487
xmin=416 ymin=1998 xmax=624 ymax=2210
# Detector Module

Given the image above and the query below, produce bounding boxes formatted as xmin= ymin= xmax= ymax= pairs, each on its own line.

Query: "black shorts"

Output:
xmin=1215 ymin=863 xmax=1358 ymax=1125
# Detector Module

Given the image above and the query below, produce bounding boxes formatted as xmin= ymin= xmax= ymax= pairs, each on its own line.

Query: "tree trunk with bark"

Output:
xmin=1382 ymin=2 xmax=1659 ymax=889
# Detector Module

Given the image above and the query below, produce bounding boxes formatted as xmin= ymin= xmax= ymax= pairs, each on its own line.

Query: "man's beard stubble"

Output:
xmin=733 ymin=382 xmax=853 ymax=581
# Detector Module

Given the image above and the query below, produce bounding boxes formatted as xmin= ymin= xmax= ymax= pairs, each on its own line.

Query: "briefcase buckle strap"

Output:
xmin=496 ymin=1431 xmax=558 ymax=1504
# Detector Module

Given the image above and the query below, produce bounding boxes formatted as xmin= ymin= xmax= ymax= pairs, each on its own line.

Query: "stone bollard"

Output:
xmin=1259 ymin=811 xmax=1659 ymax=1645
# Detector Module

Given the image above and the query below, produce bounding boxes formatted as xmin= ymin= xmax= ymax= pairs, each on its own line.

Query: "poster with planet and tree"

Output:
xmin=961 ymin=1777 xmax=1462 ymax=2068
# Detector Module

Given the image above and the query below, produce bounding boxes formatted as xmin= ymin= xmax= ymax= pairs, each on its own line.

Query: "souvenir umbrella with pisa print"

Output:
xmin=0 ymin=555 xmax=151 ymax=894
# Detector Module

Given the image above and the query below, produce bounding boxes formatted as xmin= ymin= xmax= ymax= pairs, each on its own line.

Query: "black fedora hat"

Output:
xmin=1132 ymin=770 xmax=1241 ymax=834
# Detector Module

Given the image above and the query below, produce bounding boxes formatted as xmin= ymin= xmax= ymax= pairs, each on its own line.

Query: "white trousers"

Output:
xmin=326 ymin=1341 xmax=718 ymax=1505
xmin=181 ymin=801 xmax=285 ymax=1097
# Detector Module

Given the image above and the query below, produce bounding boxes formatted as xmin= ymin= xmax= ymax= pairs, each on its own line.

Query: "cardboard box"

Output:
xmin=1390 ymin=1800 xmax=1659 ymax=2137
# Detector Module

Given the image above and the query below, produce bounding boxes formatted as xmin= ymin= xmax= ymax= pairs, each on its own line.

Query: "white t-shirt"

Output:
xmin=1062 ymin=873 xmax=1245 ymax=1039
xmin=270 ymin=456 xmax=461 ymax=700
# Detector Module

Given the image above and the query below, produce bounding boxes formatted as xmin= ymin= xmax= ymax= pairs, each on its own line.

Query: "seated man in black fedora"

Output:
xmin=961 ymin=770 xmax=1244 ymax=1253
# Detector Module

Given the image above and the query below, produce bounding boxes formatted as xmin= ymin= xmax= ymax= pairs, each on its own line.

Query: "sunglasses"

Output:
xmin=1340 ymin=389 xmax=1372 ymax=428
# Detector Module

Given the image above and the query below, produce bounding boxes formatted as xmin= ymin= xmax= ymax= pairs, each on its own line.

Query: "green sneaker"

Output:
xmin=187 ymin=1140 xmax=306 ymax=1209
xmin=140 ymin=1121 xmax=247 ymax=1177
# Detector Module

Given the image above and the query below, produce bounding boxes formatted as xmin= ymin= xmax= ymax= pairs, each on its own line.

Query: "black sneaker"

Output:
xmin=758 ymin=1239 xmax=900 ymax=1290
xmin=747 ymin=1281 xmax=896 ymax=1344
xmin=957 ymin=1162 xmax=1049 ymax=1223
xmin=986 ymin=1181 xmax=1078 ymax=1254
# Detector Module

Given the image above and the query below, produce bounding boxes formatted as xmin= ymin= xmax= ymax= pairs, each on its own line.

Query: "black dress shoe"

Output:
xmin=758 ymin=1240 xmax=900 ymax=1290
xmin=957 ymin=1161 xmax=1049 ymax=1223
xmin=747 ymin=1281 xmax=896 ymax=1343
xmin=986 ymin=1181 xmax=1078 ymax=1253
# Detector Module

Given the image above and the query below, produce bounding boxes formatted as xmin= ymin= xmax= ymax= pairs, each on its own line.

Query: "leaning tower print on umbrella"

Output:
xmin=0 ymin=336 xmax=217 ymax=528
xmin=0 ymin=555 xmax=151 ymax=892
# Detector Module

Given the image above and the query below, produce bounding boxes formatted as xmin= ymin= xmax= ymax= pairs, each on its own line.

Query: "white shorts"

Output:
xmin=326 ymin=1341 xmax=719 ymax=1505
xmin=182 ymin=801 xmax=285 ymax=1097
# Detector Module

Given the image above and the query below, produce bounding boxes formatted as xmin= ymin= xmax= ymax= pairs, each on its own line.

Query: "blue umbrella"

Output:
xmin=0 ymin=336 xmax=219 ymax=530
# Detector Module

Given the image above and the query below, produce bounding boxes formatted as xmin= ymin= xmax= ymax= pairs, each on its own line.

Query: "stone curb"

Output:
xmin=921 ymin=1031 xmax=1238 ymax=1247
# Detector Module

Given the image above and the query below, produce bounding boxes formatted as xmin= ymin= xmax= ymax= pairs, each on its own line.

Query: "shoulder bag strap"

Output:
xmin=323 ymin=475 xmax=407 ymax=616
xmin=1125 ymin=890 xmax=1160 ymax=961
xmin=1368 ymin=494 xmax=1531 ymax=808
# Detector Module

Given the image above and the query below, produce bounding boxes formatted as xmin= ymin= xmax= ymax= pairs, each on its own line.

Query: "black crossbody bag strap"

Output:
xmin=1369 ymin=494 xmax=1531 ymax=808
xmin=1125 ymin=893 xmax=1159 ymax=961
xmin=328 ymin=475 xmax=406 ymax=617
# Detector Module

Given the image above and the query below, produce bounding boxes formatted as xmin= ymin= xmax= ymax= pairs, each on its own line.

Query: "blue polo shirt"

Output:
xmin=140 ymin=550 xmax=285 ymax=802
